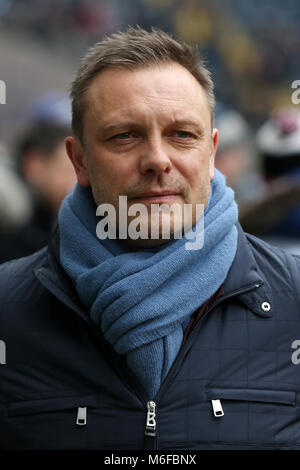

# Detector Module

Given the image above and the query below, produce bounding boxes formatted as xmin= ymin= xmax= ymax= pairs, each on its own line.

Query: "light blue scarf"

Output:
xmin=58 ymin=169 xmax=238 ymax=399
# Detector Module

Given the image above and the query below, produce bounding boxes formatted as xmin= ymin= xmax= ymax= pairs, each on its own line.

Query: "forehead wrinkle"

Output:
xmin=95 ymin=96 xmax=204 ymax=122
xmin=98 ymin=109 xmax=204 ymax=133
xmin=85 ymin=68 xmax=210 ymax=134
xmin=90 ymin=94 xmax=198 ymax=119
xmin=87 ymin=70 xmax=205 ymax=111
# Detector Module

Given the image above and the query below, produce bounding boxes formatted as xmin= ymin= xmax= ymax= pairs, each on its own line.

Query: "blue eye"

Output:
xmin=174 ymin=131 xmax=193 ymax=138
xmin=114 ymin=132 xmax=132 ymax=139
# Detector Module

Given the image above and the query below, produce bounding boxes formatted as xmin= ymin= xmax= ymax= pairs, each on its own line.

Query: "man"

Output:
xmin=1 ymin=27 xmax=300 ymax=451
xmin=0 ymin=122 xmax=76 ymax=262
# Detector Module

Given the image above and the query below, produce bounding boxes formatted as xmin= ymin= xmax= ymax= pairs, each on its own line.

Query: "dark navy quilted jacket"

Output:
xmin=1 ymin=223 xmax=300 ymax=450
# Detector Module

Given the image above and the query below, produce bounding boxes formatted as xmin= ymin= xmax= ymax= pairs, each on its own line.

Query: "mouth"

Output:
xmin=131 ymin=190 xmax=180 ymax=204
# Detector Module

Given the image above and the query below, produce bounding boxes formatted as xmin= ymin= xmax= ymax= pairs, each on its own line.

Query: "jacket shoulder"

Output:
xmin=245 ymin=231 xmax=300 ymax=295
xmin=0 ymin=247 xmax=48 ymax=301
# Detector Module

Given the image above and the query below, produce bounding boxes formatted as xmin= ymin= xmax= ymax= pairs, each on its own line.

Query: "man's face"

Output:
xmin=67 ymin=62 xmax=218 ymax=249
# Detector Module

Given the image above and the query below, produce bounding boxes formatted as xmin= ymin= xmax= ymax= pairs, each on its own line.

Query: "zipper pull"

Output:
xmin=211 ymin=399 xmax=224 ymax=418
xmin=76 ymin=406 xmax=87 ymax=425
xmin=145 ymin=401 xmax=156 ymax=436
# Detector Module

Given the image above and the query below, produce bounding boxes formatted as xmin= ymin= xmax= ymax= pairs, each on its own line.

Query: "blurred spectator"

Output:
xmin=215 ymin=104 xmax=265 ymax=204
xmin=0 ymin=141 xmax=32 ymax=231
xmin=257 ymin=108 xmax=300 ymax=182
xmin=28 ymin=91 xmax=72 ymax=126
xmin=239 ymin=107 xmax=300 ymax=254
xmin=0 ymin=122 xmax=76 ymax=263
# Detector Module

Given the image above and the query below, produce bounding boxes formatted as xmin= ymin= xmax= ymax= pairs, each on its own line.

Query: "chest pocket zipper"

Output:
xmin=211 ymin=399 xmax=224 ymax=417
xmin=76 ymin=406 xmax=87 ymax=425
xmin=8 ymin=394 xmax=98 ymax=419
xmin=207 ymin=388 xmax=296 ymax=418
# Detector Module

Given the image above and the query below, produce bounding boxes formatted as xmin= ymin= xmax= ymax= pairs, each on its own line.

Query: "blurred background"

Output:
xmin=0 ymin=0 xmax=300 ymax=261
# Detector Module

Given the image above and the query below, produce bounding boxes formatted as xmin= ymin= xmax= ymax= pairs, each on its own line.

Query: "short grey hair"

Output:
xmin=70 ymin=26 xmax=215 ymax=142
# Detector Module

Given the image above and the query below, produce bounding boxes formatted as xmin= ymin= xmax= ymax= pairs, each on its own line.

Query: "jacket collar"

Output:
xmin=34 ymin=222 xmax=274 ymax=320
xmin=34 ymin=225 xmax=89 ymax=322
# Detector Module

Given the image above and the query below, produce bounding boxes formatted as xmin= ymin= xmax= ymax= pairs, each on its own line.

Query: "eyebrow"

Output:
xmin=98 ymin=117 xmax=204 ymax=137
xmin=168 ymin=118 xmax=204 ymax=130
xmin=99 ymin=122 xmax=139 ymax=136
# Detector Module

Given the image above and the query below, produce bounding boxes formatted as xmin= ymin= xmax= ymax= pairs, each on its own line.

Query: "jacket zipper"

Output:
xmin=144 ymin=401 xmax=157 ymax=449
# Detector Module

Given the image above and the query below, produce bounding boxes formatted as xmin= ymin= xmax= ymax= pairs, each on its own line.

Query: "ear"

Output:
xmin=65 ymin=136 xmax=90 ymax=187
xmin=209 ymin=128 xmax=218 ymax=181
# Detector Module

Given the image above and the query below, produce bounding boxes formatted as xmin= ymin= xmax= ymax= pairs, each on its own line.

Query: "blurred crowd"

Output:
xmin=0 ymin=0 xmax=299 ymax=262
xmin=1 ymin=0 xmax=299 ymax=127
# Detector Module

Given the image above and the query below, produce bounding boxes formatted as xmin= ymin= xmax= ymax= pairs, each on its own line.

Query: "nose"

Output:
xmin=139 ymin=138 xmax=172 ymax=176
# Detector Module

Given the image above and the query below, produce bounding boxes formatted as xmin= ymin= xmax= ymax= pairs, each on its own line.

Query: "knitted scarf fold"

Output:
xmin=58 ymin=168 xmax=238 ymax=399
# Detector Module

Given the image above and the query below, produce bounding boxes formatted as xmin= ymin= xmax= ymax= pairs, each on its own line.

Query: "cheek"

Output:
xmin=179 ymin=157 xmax=212 ymax=207
xmin=178 ymin=154 xmax=211 ymax=188
xmin=90 ymin=149 xmax=132 ymax=180
xmin=88 ymin=155 xmax=134 ymax=204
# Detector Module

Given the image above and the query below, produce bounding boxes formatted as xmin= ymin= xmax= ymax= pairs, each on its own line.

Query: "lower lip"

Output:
xmin=133 ymin=195 xmax=179 ymax=204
